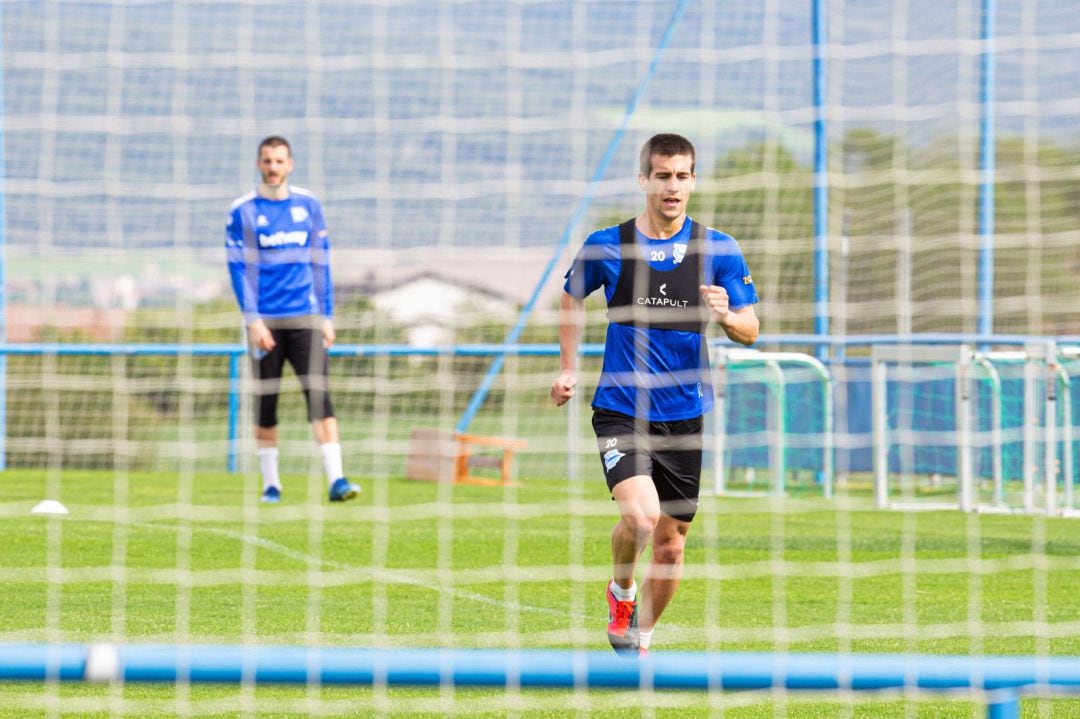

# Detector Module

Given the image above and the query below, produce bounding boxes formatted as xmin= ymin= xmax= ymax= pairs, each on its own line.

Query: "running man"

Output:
xmin=551 ymin=133 xmax=759 ymax=656
xmin=226 ymin=135 xmax=359 ymax=504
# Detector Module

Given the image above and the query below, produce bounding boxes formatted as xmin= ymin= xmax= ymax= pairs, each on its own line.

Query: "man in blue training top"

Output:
xmin=226 ymin=136 xmax=359 ymax=504
xmin=551 ymin=133 xmax=759 ymax=657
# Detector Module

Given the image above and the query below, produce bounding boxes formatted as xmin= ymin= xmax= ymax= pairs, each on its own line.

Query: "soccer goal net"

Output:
xmin=2 ymin=0 xmax=1080 ymax=716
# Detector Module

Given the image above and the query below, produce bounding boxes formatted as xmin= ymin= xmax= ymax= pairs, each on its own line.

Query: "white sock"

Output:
xmin=257 ymin=447 xmax=281 ymax=491
xmin=609 ymin=579 xmax=636 ymax=601
xmin=637 ymin=627 xmax=653 ymax=650
xmin=320 ymin=442 xmax=344 ymax=487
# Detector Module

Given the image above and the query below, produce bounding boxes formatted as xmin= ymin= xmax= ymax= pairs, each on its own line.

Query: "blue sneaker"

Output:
xmin=260 ymin=486 xmax=281 ymax=504
xmin=328 ymin=477 xmax=360 ymax=502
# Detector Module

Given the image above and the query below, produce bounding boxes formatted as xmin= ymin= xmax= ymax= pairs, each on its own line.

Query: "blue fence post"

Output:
xmin=0 ymin=2 xmax=7 ymax=472
xmin=227 ymin=352 xmax=240 ymax=474
xmin=986 ymin=690 xmax=1019 ymax=719
xmin=811 ymin=0 xmax=830 ymax=363
xmin=977 ymin=0 xmax=997 ymax=346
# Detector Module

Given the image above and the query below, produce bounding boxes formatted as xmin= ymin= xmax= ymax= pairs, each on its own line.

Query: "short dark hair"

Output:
xmin=639 ymin=133 xmax=695 ymax=175
xmin=258 ymin=135 xmax=292 ymax=157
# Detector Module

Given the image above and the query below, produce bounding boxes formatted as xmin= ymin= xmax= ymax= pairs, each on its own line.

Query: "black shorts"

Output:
xmin=251 ymin=318 xmax=335 ymax=428
xmin=591 ymin=408 xmax=704 ymax=523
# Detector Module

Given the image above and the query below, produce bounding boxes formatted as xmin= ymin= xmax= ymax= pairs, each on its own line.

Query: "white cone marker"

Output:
xmin=30 ymin=500 xmax=69 ymax=516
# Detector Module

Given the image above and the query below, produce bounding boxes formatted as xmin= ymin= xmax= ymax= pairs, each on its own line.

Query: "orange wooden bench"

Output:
xmin=405 ymin=428 xmax=527 ymax=486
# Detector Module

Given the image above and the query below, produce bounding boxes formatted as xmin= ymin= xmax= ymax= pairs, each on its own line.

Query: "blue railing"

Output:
xmin=1 ymin=642 xmax=1076 ymax=716
xmin=1 ymin=334 xmax=1077 ymax=475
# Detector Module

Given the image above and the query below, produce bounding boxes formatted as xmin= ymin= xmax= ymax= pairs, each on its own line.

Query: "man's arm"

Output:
xmin=225 ymin=207 xmax=275 ymax=352
xmin=550 ymin=291 xmax=585 ymax=407
xmin=225 ymin=210 xmax=251 ymax=315
xmin=309 ymin=200 xmax=335 ymax=348
xmin=313 ymin=231 xmax=334 ymax=348
xmin=310 ymin=200 xmax=333 ymax=316
xmin=699 ymin=284 xmax=759 ymax=346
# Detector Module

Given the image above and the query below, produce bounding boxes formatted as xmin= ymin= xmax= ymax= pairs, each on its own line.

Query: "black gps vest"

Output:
xmin=606 ymin=218 xmax=709 ymax=334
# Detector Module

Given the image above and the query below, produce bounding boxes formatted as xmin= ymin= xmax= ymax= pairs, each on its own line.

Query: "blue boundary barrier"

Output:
xmin=1 ymin=334 xmax=1078 ymax=475
xmin=3 ymin=643 xmax=1079 ymax=716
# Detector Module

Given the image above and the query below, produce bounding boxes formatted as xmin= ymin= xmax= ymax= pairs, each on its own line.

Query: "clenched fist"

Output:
xmin=699 ymin=284 xmax=731 ymax=323
xmin=550 ymin=372 xmax=578 ymax=407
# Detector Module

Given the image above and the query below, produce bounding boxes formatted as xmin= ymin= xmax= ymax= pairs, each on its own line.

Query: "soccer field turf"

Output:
xmin=1 ymin=468 xmax=1079 ymax=717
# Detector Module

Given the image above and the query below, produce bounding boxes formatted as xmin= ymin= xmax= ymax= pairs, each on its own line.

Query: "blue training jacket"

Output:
xmin=225 ymin=187 xmax=333 ymax=323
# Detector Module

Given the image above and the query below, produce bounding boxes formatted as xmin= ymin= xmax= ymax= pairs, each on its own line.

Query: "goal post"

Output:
xmin=872 ymin=344 xmax=975 ymax=512
xmin=871 ymin=342 xmax=1074 ymax=515
xmin=1024 ymin=341 xmax=1074 ymax=516
xmin=712 ymin=348 xmax=834 ymax=498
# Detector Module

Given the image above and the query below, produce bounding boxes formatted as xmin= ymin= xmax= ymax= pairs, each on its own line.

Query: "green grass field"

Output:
xmin=1 ymin=468 xmax=1079 ymax=717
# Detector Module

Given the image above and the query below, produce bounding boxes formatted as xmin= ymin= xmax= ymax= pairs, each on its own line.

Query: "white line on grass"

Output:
xmin=134 ymin=522 xmax=577 ymax=622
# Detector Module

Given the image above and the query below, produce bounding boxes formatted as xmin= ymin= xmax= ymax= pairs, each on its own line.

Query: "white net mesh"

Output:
xmin=2 ymin=0 xmax=1080 ymax=716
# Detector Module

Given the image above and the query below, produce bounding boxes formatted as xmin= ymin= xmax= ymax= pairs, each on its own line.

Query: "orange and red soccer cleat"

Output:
xmin=605 ymin=581 xmax=639 ymax=655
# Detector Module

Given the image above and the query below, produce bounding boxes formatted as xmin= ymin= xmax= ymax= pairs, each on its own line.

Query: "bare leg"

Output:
xmin=638 ymin=514 xmax=690 ymax=631
xmin=311 ymin=416 xmax=339 ymax=444
xmin=256 ymin=426 xmax=277 ymax=449
xmin=610 ymin=475 xmax=661 ymax=590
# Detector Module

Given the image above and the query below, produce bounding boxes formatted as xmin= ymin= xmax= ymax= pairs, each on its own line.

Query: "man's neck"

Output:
xmin=636 ymin=211 xmax=686 ymax=240
xmin=258 ymin=183 xmax=290 ymax=200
